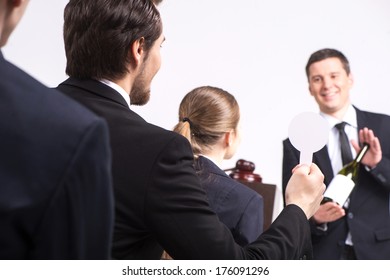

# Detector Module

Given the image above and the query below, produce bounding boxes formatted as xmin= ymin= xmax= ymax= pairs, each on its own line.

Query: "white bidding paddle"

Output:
xmin=288 ymin=112 xmax=329 ymax=165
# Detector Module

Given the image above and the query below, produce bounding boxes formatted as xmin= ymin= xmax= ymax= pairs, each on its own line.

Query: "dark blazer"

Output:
xmin=58 ymin=77 xmax=313 ymax=260
xmin=282 ymin=107 xmax=390 ymax=259
xmin=194 ymin=156 xmax=264 ymax=246
xmin=0 ymin=52 xmax=114 ymax=259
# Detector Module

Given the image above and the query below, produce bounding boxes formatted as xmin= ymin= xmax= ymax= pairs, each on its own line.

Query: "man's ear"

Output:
xmin=130 ymin=37 xmax=145 ymax=67
xmin=348 ymin=73 xmax=354 ymax=87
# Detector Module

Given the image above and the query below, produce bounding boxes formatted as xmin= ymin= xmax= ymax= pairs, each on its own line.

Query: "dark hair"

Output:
xmin=63 ymin=0 xmax=162 ymax=80
xmin=305 ymin=48 xmax=351 ymax=80
xmin=173 ymin=86 xmax=240 ymax=155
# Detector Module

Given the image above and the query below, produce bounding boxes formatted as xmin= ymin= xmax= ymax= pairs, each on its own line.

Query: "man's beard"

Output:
xmin=130 ymin=82 xmax=150 ymax=106
xmin=130 ymin=64 xmax=151 ymax=106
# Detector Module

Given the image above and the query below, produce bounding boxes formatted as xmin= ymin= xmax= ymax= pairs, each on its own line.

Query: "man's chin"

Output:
xmin=130 ymin=91 xmax=150 ymax=106
xmin=131 ymin=102 xmax=147 ymax=106
xmin=131 ymin=98 xmax=150 ymax=106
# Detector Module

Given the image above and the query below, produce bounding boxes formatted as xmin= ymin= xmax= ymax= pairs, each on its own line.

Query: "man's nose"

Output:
xmin=322 ymin=77 xmax=332 ymax=89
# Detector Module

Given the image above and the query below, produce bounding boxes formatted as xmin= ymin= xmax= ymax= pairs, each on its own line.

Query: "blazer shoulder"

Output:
xmin=1 ymin=60 xmax=104 ymax=133
xmin=356 ymin=107 xmax=390 ymax=123
xmin=197 ymin=157 xmax=262 ymax=203
xmin=356 ymin=108 xmax=390 ymax=136
xmin=283 ymin=138 xmax=300 ymax=155
xmin=142 ymin=122 xmax=192 ymax=153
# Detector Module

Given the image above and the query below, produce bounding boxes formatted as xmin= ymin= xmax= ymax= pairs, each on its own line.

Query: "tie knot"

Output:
xmin=335 ymin=121 xmax=348 ymax=131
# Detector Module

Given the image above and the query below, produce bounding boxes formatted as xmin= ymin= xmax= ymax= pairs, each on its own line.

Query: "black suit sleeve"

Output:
xmin=357 ymin=109 xmax=390 ymax=191
xmin=145 ymin=135 xmax=312 ymax=259
xmin=282 ymin=139 xmax=300 ymax=206
xmin=31 ymin=119 xmax=114 ymax=260
xmin=369 ymin=152 xmax=390 ymax=190
xmin=370 ymin=159 xmax=390 ymax=189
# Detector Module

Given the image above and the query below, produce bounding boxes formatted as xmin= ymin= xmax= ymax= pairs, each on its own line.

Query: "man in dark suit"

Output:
xmin=58 ymin=0 xmax=325 ymax=260
xmin=283 ymin=48 xmax=390 ymax=259
xmin=0 ymin=0 xmax=114 ymax=259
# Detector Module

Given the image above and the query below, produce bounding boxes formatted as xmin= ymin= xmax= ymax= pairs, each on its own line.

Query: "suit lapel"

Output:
xmin=355 ymin=107 xmax=368 ymax=133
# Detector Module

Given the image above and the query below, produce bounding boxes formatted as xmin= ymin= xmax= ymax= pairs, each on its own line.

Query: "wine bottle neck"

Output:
xmin=355 ymin=143 xmax=370 ymax=163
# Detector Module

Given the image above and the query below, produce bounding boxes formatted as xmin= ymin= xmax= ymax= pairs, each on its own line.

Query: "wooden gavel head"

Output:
xmin=235 ymin=159 xmax=255 ymax=171
xmin=227 ymin=159 xmax=262 ymax=183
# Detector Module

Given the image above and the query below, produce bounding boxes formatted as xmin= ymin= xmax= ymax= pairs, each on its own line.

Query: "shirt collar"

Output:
xmin=99 ymin=79 xmax=130 ymax=108
xmin=319 ymin=104 xmax=357 ymax=129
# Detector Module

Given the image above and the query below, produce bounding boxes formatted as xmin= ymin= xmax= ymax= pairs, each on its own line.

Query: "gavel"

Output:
xmin=224 ymin=159 xmax=262 ymax=183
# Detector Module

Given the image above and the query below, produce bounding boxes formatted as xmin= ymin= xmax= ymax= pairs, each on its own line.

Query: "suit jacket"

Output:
xmin=0 ymin=51 xmax=114 ymax=259
xmin=58 ymin=77 xmax=313 ymax=260
xmin=282 ymin=107 xmax=390 ymax=259
xmin=194 ymin=156 xmax=264 ymax=246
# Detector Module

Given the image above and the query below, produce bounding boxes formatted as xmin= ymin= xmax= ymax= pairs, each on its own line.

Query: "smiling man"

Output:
xmin=282 ymin=48 xmax=390 ymax=259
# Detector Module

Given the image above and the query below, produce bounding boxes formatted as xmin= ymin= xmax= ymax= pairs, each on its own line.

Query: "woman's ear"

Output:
xmin=224 ymin=130 xmax=235 ymax=147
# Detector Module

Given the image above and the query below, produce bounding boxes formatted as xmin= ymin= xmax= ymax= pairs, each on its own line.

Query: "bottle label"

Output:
xmin=323 ymin=174 xmax=355 ymax=206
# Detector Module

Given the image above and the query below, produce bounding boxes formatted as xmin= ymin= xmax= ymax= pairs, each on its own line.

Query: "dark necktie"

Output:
xmin=335 ymin=122 xmax=353 ymax=166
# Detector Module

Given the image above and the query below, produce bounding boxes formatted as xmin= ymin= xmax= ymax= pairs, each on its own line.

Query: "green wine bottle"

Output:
xmin=322 ymin=143 xmax=370 ymax=206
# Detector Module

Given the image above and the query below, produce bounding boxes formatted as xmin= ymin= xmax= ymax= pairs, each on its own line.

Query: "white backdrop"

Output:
xmin=4 ymin=0 xmax=390 ymax=218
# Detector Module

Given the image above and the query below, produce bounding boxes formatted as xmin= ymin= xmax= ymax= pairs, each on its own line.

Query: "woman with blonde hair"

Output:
xmin=173 ymin=86 xmax=264 ymax=245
